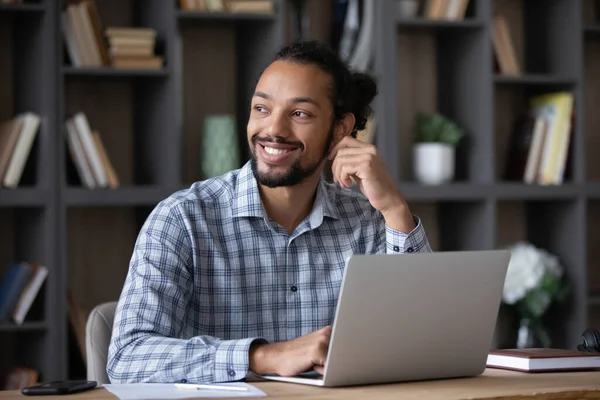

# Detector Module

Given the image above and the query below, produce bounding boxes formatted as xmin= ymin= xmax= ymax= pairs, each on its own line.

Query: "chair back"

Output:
xmin=85 ymin=301 xmax=118 ymax=384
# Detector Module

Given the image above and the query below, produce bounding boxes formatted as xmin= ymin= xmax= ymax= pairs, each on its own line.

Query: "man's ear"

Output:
xmin=333 ymin=113 xmax=356 ymax=143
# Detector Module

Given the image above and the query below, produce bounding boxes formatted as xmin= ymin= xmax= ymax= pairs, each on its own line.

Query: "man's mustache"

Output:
xmin=251 ymin=135 xmax=304 ymax=151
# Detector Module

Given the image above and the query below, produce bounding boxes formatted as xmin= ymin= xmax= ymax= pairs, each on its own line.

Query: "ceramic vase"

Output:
xmin=200 ymin=114 xmax=240 ymax=180
xmin=413 ymin=142 xmax=455 ymax=185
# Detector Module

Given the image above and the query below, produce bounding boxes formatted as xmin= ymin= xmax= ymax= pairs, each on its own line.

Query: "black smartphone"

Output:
xmin=22 ymin=381 xmax=97 ymax=395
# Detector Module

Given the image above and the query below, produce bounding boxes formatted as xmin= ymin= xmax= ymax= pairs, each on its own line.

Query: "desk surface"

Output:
xmin=2 ymin=369 xmax=600 ymax=400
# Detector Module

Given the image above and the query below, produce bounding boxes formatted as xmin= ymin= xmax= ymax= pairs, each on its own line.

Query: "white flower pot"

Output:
xmin=413 ymin=143 xmax=455 ymax=185
xmin=398 ymin=0 xmax=419 ymax=18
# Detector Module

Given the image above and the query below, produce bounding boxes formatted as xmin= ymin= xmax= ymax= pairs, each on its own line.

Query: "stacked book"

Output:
xmin=179 ymin=0 xmax=274 ymax=14
xmin=492 ymin=14 xmax=520 ymax=75
xmin=62 ymin=0 xmax=110 ymax=67
xmin=65 ymin=112 xmax=119 ymax=189
xmin=504 ymin=92 xmax=574 ymax=185
xmin=61 ymin=0 xmax=163 ymax=69
xmin=0 ymin=113 xmax=40 ymax=188
xmin=105 ymin=27 xmax=163 ymax=69
xmin=422 ymin=0 xmax=470 ymax=20
xmin=0 ymin=262 xmax=48 ymax=325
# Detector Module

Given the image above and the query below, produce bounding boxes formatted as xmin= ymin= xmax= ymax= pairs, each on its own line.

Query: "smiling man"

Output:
xmin=107 ymin=40 xmax=431 ymax=384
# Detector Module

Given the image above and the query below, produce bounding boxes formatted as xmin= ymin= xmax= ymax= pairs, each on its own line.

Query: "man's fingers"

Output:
xmin=328 ymin=136 xmax=370 ymax=160
xmin=332 ymin=144 xmax=376 ymax=159
xmin=314 ymin=365 xmax=325 ymax=375
xmin=338 ymin=160 xmax=369 ymax=188
xmin=332 ymin=154 xmax=369 ymax=187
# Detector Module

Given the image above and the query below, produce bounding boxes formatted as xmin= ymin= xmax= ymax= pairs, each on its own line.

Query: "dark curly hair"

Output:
xmin=272 ymin=40 xmax=377 ymax=138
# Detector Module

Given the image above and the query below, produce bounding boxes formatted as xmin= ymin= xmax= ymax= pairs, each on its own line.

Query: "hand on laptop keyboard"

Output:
xmin=249 ymin=325 xmax=332 ymax=377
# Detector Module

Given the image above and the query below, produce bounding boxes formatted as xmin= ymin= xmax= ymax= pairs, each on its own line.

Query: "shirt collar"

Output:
xmin=232 ymin=161 xmax=340 ymax=221
xmin=232 ymin=161 xmax=265 ymax=218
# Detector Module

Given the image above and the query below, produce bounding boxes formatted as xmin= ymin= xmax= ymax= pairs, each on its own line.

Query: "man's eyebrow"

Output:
xmin=253 ymin=92 xmax=319 ymax=107
xmin=254 ymin=91 xmax=270 ymax=100
xmin=291 ymin=96 xmax=319 ymax=106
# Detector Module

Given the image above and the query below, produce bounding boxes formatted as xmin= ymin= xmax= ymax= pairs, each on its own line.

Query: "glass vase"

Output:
xmin=516 ymin=317 xmax=551 ymax=349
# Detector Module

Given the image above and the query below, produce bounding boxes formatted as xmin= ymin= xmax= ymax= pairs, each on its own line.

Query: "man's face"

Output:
xmin=247 ymin=60 xmax=335 ymax=188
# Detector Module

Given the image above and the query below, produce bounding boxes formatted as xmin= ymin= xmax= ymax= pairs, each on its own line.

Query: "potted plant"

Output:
xmin=412 ymin=112 xmax=463 ymax=185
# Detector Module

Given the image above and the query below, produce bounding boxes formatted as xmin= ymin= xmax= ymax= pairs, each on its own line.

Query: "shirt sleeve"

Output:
xmin=106 ymin=199 xmax=267 ymax=384
xmin=384 ymin=215 xmax=432 ymax=254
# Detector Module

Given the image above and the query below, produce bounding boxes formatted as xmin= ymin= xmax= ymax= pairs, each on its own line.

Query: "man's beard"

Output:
xmin=250 ymin=128 xmax=334 ymax=188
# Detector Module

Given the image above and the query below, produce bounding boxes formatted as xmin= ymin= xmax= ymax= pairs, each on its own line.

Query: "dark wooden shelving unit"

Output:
xmin=61 ymin=66 xmax=170 ymax=77
xmin=177 ymin=10 xmax=276 ymax=21
xmin=1 ymin=0 xmax=599 ymax=382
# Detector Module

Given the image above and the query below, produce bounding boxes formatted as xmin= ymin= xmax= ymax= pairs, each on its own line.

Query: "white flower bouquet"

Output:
xmin=502 ymin=241 xmax=570 ymax=348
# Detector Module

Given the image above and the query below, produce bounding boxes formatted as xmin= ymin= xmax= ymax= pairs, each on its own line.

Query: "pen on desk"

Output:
xmin=174 ymin=383 xmax=249 ymax=392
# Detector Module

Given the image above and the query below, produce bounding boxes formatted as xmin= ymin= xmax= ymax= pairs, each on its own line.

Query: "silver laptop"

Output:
xmin=259 ymin=250 xmax=510 ymax=387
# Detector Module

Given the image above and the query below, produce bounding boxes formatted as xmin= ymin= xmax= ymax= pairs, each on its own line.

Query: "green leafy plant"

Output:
xmin=413 ymin=112 xmax=464 ymax=146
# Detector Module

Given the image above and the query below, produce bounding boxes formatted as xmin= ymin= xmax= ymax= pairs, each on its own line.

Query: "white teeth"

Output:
xmin=264 ymin=146 xmax=290 ymax=155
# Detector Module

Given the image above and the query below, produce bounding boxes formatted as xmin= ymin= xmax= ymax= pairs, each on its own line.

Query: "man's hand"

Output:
xmin=249 ymin=326 xmax=332 ymax=377
xmin=328 ymin=136 xmax=416 ymax=233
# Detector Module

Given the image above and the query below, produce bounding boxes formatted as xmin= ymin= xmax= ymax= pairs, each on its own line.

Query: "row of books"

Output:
xmin=0 ymin=113 xmax=40 ymax=189
xmin=421 ymin=0 xmax=471 ymax=20
xmin=0 ymin=111 xmax=120 ymax=189
xmin=66 ymin=112 xmax=119 ymax=189
xmin=62 ymin=0 xmax=163 ymax=69
xmin=492 ymin=14 xmax=520 ymax=75
xmin=179 ymin=0 xmax=275 ymax=14
xmin=504 ymin=92 xmax=574 ymax=185
xmin=3 ymin=367 xmax=38 ymax=391
xmin=0 ymin=262 xmax=48 ymax=325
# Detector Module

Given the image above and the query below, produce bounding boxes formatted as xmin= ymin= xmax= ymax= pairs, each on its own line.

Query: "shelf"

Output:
xmin=64 ymin=186 xmax=176 ymax=206
xmin=588 ymin=183 xmax=600 ymax=198
xmin=396 ymin=18 xmax=485 ymax=30
xmin=589 ymin=294 xmax=600 ymax=307
xmin=0 ymin=321 xmax=47 ymax=332
xmin=493 ymin=183 xmax=581 ymax=199
xmin=62 ymin=66 xmax=169 ymax=78
xmin=0 ymin=3 xmax=44 ymax=13
xmin=399 ymin=182 xmax=583 ymax=201
xmin=584 ymin=24 xmax=600 ymax=36
xmin=0 ymin=188 xmax=49 ymax=207
xmin=494 ymin=74 xmax=578 ymax=86
xmin=177 ymin=10 xmax=275 ymax=21
xmin=399 ymin=182 xmax=488 ymax=201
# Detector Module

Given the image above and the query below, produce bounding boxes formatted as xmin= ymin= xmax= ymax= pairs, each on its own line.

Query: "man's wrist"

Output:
xmin=381 ymin=199 xmax=415 ymax=234
xmin=249 ymin=341 xmax=275 ymax=375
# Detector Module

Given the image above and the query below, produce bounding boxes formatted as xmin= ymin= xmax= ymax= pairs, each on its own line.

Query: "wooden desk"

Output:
xmin=2 ymin=369 xmax=600 ymax=400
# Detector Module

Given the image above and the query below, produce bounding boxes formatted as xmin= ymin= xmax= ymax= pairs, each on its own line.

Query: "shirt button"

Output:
xmin=291 ymin=285 xmax=298 ymax=292
xmin=180 ymin=379 xmax=187 ymax=383
xmin=393 ymin=245 xmax=400 ymax=252
xmin=406 ymin=247 xmax=414 ymax=253
xmin=228 ymin=369 xmax=236 ymax=377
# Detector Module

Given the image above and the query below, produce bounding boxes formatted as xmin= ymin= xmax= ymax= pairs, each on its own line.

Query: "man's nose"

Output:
xmin=265 ymin=111 xmax=290 ymax=137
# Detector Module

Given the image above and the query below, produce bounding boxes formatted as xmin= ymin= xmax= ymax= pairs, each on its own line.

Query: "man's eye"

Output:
xmin=255 ymin=105 xmax=267 ymax=112
xmin=293 ymin=111 xmax=308 ymax=117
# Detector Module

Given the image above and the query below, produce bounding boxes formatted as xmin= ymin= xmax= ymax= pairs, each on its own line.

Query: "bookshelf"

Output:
xmin=0 ymin=0 xmax=598 ymax=384
xmin=380 ymin=0 xmax=592 ymax=351
xmin=0 ymin=0 xmax=60 ymax=387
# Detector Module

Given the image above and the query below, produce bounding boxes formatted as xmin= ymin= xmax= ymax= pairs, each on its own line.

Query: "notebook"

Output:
xmin=486 ymin=348 xmax=600 ymax=372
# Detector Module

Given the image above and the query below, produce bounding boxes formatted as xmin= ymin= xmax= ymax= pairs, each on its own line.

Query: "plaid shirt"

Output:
xmin=107 ymin=161 xmax=431 ymax=384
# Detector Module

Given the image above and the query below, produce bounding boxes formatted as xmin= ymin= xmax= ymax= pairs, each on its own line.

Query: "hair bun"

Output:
xmin=351 ymin=71 xmax=378 ymax=132
xmin=352 ymin=72 xmax=377 ymax=101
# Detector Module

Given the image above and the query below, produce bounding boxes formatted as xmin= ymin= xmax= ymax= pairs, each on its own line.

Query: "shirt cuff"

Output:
xmin=214 ymin=338 xmax=267 ymax=382
xmin=386 ymin=215 xmax=431 ymax=254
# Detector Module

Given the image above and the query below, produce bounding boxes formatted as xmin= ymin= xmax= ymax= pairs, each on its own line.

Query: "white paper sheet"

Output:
xmin=103 ymin=382 xmax=267 ymax=399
